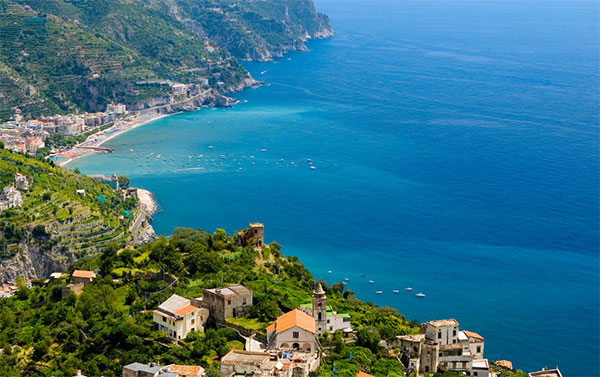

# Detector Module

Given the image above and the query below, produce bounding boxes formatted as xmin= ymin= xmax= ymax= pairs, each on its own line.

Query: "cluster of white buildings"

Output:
xmin=0 ymin=173 xmax=31 ymax=211
xmin=0 ymin=104 xmax=127 ymax=154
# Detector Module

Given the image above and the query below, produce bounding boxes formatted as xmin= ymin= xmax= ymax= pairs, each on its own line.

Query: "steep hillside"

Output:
xmin=0 ymin=148 xmax=145 ymax=281
xmin=0 ymin=0 xmax=332 ymax=120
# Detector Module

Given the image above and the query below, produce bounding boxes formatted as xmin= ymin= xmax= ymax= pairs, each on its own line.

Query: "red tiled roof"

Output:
xmin=168 ymin=364 xmax=205 ymax=377
xmin=175 ymin=304 xmax=197 ymax=316
xmin=270 ymin=309 xmax=315 ymax=334
xmin=463 ymin=330 xmax=484 ymax=340
xmin=72 ymin=270 xmax=96 ymax=279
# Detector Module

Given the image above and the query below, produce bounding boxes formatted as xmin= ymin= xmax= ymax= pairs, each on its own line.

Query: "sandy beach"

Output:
xmin=56 ymin=113 xmax=172 ymax=167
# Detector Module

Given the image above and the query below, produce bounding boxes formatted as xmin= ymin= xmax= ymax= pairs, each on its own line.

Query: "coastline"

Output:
xmin=58 ymin=113 xmax=174 ymax=167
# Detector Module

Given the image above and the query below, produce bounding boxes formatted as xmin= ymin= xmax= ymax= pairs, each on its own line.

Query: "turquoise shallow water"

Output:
xmin=69 ymin=1 xmax=599 ymax=375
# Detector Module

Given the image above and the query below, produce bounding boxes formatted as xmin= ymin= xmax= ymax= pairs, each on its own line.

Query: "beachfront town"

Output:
xmin=0 ymin=103 xmax=128 ymax=159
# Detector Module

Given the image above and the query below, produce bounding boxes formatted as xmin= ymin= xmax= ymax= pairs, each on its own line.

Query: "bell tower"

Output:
xmin=312 ymin=282 xmax=327 ymax=335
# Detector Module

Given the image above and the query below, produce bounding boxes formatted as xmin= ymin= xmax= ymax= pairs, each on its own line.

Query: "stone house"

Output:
xmin=235 ymin=222 xmax=265 ymax=249
xmin=201 ymin=284 xmax=252 ymax=323
xmin=266 ymin=309 xmax=318 ymax=354
xmin=15 ymin=173 xmax=32 ymax=191
xmin=528 ymin=369 xmax=563 ymax=377
xmin=394 ymin=319 xmax=489 ymax=376
xmin=153 ymin=294 xmax=209 ymax=341
xmin=461 ymin=330 xmax=484 ymax=359
xmin=72 ymin=270 xmax=96 ymax=285
xmin=220 ymin=350 xmax=276 ymax=376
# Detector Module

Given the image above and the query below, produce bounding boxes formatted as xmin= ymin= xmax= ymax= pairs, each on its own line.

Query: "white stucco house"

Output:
xmin=153 ymin=294 xmax=208 ymax=341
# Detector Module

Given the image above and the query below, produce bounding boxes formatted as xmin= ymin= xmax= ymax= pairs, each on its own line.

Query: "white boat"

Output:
xmin=405 ymin=287 xmax=413 ymax=291
xmin=344 ymin=278 xmax=349 ymax=281
xmin=392 ymin=290 xmax=400 ymax=294
xmin=376 ymin=291 xmax=383 ymax=294
xmin=261 ymin=149 xmax=267 ymax=152
xmin=328 ymin=270 xmax=332 ymax=273
xmin=310 ymin=166 xmax=317 ymax=170
xmin=208 ymin=146 xmax=215 ymax=149
xmin=369 ymin=280 xmax=375 ymax=284
xmin=416 ymin=293 xmax=426 ymax=297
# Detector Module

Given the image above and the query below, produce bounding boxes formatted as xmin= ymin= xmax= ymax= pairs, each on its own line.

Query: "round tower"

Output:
xmin=312 ymin=282 xmax=327 ymax=335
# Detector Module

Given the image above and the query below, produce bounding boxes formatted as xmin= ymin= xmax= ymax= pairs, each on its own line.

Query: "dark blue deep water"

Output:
xmin=70 ymin=1 xmax=599 ymax=375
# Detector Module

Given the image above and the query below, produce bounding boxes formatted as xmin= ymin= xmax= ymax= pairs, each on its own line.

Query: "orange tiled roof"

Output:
xmin=72 ymin=270 xmax=96 ymax=278
xmin=266 ymin=323 xmax=275 ymax=333
xmin=357 ymin=372 xmax=375 ymax=377
xmin=175 ymin=304 xmax=197 ymax=316
xmin=463 ymin=330 xmax=484 ymax=340
xmin=168 ymin=364 xmax=205 ymax=377
xmin=496 ymin=360 xmax=513 ymax=369
xmin=272 ymin=309 xmax=315 ymax=334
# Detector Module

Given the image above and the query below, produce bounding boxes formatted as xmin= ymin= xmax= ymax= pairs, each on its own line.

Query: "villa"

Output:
xmin=153 ymin=294 xmax=209 ymax=341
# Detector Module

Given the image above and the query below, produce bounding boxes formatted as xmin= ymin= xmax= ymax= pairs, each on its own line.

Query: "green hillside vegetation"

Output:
xmin=0 ymin=148 xmax=136 ymax=257
xmin=0 ymin=0 xmax=332 ymax=120
xmin=0 ymin=227 xmax=418 ymax=376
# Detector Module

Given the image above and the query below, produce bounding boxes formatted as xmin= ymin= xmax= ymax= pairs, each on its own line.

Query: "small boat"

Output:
xmin=208 ymin=146 xmax=215 ymax=149
xmin=261 ymin=149 xmax=267 ymax=152
xmin=416 ymin=293 xmax=426 ymax=297
xmin=328 ymin=270 xmax=332 ymax=273
xmin=344 ymin=278 xmax=349 ymax=281
xmin=392 ymin=290 xmax=400 ymax=294
xmin=369 ymin=280 xmax=375 ymax=284
xmin=376 ymin=291 xmax=383 ymax=294
xmin=342 ymin=282 xmax=347 ymax=285
xmin=405 ymin=287 xmax=413 ymax=291
xmin=310 ymin=166 xmax=317 ymax=170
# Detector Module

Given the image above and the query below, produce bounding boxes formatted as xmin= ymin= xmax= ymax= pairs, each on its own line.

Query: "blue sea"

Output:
xmin=68 ymin=1 xmax=599 ymax=375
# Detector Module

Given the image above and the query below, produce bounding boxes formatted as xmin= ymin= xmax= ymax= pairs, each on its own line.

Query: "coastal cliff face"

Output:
xmin=0 ymin=0 xmax=331 ymax=120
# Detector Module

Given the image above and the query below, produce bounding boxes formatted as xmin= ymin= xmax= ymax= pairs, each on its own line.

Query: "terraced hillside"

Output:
xmin=0 ymin=148 xmax=142 ymax=280
xmin=0 ymin=0 xmax=332 ymax=120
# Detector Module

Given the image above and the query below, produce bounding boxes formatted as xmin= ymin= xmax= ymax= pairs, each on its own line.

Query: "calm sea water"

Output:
xmin=69 ymin=1 xmax=599 ymax=375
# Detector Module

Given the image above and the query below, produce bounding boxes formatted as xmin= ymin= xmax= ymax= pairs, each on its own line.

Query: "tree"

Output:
xmin=356 ymin=326 xmax=380 ymax=353
xmin=117 ymin=175 xmax=130 ymax=189
xmin=15 ymin=276 xmax=29 ymax=300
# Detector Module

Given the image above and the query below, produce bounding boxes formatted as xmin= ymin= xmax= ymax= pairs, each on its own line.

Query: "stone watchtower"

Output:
xmin=312 ymin=283 xmax=327 ymax=335
xmin=249 ymin=223 xmax=264 ymax=247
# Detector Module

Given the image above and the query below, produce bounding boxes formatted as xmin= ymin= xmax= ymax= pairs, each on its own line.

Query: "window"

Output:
xmin=327 ymin=319 xmax=330 ymax=323
xmin=318 ymin=312 xmax=322 ymax=320
xmin=453 ymin=339 xmax=457 ymax=344
xmin=243 ymin=298 xmax=247 ymax=305
xmin=467 ymin=372 xmax=471 ymax=376
xmin=293 ymin=331 xmax=299 ymax=339
xmin=227 ymin=299 xmax=231 ymax=305
xmin=162 ymin=317 xmax=166 ymax=322
xmin=425 ymin=366 xmax=429 ymax=373
xmin=474 ymin=373 xmax=478 ymax=376
xmin=413 ymin=346 xmax=418 ymax=352
xmin=439 ymin=353 xmax=442 ymax=357
xmin=477 ymin=346 xmax=481 ymax=353
xmin=453 ymin=329 xmax=457 ymax=336
xmin=438 ymin=331 xmax=442 ymax=339
xmin=191 ymin=319 xmax=195 ymax=325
